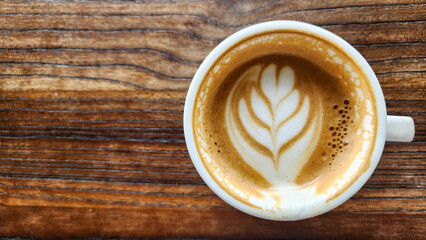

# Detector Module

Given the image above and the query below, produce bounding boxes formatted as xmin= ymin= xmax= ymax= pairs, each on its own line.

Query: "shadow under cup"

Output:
xmin=184 ymin=21 xmax=387 ymax=221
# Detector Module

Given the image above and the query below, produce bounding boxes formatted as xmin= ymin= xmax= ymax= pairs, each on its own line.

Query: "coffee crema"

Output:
xmin=193 ymin=30 xmax=377 ymax=214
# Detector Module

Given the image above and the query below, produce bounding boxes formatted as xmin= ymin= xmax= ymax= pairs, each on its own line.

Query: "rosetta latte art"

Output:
xmin=225 ymin=64 xmax=322 ymax=185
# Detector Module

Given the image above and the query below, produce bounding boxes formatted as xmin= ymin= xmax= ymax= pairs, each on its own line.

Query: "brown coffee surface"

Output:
xmin=192 ymin=30 xmax=377 ymax=207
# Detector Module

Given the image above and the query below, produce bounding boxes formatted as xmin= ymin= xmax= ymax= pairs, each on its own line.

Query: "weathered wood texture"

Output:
xmin=0 ymin=0 xmax=425 ymax=239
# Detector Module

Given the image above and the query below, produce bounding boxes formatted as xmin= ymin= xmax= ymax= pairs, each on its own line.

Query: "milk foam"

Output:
xmin=226 ymin=64 xmax=322 ymax=185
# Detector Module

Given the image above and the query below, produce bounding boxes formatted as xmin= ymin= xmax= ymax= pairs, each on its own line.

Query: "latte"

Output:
xmin=192 ymin=30 xmax=377 ymax=212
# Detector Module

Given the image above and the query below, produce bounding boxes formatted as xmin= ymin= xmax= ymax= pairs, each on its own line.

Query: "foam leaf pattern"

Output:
xmin=225 ymin=64 xmax=319 ymax=184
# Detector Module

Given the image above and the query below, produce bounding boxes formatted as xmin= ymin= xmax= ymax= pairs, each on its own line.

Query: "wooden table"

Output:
xmin=0 ymin=1 xmax=424 ymax=239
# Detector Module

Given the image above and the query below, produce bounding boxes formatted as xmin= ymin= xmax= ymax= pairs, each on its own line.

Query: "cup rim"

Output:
xmin=183 ymin=20 xmax=387 ymax=220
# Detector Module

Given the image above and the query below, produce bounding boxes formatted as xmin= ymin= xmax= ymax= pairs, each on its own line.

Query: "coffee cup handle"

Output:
xmin=386 ymin=116 xmax=415 ymax=142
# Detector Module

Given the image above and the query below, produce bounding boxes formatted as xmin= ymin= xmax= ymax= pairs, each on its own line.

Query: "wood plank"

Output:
xmin=1 ymin=4 xmax=424 ymax=40
xmin=0 ymin=0 xmax=424 ymax=239
xmin=0 ymin=206 xmax=424 ymax=239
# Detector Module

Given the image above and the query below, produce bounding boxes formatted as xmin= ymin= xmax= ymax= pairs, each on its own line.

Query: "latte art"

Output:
xmin=226 ymin=64 xmax=322 ymax=184
xmin=192 ymin=30 xmax=377 ymax=217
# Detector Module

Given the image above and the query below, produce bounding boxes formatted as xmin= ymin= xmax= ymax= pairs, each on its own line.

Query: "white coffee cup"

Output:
xmin=183 ymin=21 xmax=415 ymax=220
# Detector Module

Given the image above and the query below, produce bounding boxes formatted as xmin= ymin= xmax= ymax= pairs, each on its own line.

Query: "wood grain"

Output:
xmin=0 ymin=0 xmax=425 ymax=239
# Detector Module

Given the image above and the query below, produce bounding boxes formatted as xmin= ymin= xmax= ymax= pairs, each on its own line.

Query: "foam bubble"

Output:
xmin=333 ymin=56 xmax=343 ymax=64
xmin=363 ymin=115 xmax=374 ymax=131
xmin=344 ymin=64 xmax=353 ymax=72
xmin=363 ymin=132 xmax=370 ymax=139
xmin=356 ymin=88 xmax=364 ymax=100
xmin=355 ymin=80 xmax=360 ymax=86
